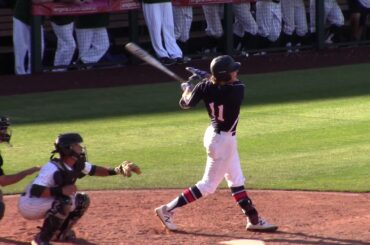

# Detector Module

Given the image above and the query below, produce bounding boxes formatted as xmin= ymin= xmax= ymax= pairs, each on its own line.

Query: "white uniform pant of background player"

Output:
xmin=202 ymin=4 xmax=224 ymax=38
xmin=75 ymin=27 xmax=109 ymax=64
xmin=358 ymin=0 xmax=370 ymax=8
xmin=173 ymin=6 xmax=193 ymax=43
xmin=233 ymin=3 xmax=258 ymax=37
xmin=18 ymin=186 xmax=77 ymax=220
xmin=281 ymin=0 xmax=308 ymax=36
xmin=256 ymin=1 xmax=282 ymax=42
xmin=309 ymin=0 xmax=344 ymax=33
xmin=51 ymin=22 xmax=76 ymax=71
xmin=13 ymin=18 xmax=44 ymax=75
xmin=142 ymin=2 xmax=183 ymax=58
xmin=196 ymin=126 xmax=245 ymax=197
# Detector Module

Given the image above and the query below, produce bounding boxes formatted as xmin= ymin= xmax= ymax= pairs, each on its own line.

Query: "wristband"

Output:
xmin=108 ymin=168 xmax=117 ymax=175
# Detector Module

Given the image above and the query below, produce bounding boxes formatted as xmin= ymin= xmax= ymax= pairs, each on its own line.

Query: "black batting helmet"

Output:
xmin=0 ymin=116 xmax=11 ymax=143
xmin=210 ymin=55 xmax=241 ymax=82
xmin=54 ymin=132 xmax=84 ymax=157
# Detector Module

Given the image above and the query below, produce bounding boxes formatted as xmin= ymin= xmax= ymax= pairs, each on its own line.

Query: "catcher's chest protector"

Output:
xmin=52 ymin=161 xmax=86 ymax=186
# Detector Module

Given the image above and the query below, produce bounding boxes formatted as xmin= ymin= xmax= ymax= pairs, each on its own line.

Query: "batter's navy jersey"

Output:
xmin=181 ymin=80 xmax=245 ymax=133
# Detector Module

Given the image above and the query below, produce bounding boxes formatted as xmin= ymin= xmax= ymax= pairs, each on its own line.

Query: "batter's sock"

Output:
xmin=230 ymin=186 xmax=259 ymax=225
xmin=166 ymin=185 xmax=202 ymax=212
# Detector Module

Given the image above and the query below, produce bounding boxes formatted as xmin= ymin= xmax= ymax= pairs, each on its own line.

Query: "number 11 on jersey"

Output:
xmin=209 ymin=102 xmax=224 ymax=122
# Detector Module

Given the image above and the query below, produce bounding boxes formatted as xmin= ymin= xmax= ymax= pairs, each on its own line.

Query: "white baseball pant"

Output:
xmin=196 ymin=125 xmax=245 ymax=197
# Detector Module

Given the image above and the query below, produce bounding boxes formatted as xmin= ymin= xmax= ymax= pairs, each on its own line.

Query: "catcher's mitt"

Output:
xmin=114 ymin=161 xmax=141 ymax=177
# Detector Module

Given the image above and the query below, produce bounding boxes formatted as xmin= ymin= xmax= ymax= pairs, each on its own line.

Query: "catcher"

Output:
xmin=18 ymin=132 xmax=141 ymax=245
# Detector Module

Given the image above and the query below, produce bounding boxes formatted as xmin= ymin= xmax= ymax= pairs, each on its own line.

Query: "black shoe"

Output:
xmin=159 ymin=57 xmax=176 ymax=66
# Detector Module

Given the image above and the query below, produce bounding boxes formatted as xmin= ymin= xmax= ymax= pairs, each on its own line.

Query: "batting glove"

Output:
xmin=181 ymin=82 xmax=194 ymax=92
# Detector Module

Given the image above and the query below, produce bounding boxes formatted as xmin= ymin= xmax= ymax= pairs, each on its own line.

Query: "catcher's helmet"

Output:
xmin=54 ymin=133 xmax=85 ymax=159
xmin=0 ymin=116 xmax=11 ymax=143
xmin=210 ymin=55 xmax=241 ymax=82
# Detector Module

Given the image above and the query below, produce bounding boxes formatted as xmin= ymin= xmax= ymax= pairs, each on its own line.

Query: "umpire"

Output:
xmin=0 ymin=116 xmax=40 ymax=221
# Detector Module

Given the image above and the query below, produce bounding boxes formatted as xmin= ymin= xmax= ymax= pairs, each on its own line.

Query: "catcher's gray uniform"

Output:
xmin=256 ymin=0 xmax=282 ymax=42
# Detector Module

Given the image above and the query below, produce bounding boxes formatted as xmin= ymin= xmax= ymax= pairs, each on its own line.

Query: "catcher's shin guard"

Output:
xmin=230 ymin=186 xmax=259 ymax=225
xmin=37 ymin=197 xmax=72 ymax=242
xmin=55 ymin=192 xmax=90 ymax=241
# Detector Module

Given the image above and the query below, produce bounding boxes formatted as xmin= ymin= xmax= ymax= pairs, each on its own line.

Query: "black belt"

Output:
xmin=215 ymin=129 xmax=236 ymax=136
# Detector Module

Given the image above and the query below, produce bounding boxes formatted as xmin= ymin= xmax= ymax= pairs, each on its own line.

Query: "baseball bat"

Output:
xmin=125 ymin=42 xmax=185 ymax=83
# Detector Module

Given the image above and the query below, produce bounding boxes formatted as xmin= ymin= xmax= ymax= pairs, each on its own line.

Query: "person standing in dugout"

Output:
xmin=18 ymin=132 xmax=141 ymax=245
xmin=154 ymin=55 xmax=278 ymax=232
xmin=0 ymin=116 xmax=40 ymax=222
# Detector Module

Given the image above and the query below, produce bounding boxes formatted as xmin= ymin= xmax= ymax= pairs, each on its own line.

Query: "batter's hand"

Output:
xmin=185 ymin=67 xmax=210 ymax=80
xmin=181 ymin=82 xmax=194 ymax=92
xmin=114 ymin=161 xmax=141 ymax=177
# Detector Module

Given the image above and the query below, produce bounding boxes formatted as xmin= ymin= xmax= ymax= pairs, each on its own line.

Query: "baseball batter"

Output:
xmin=18 ymin=133 xmax=141 ymax=245
xmin=0 ymin=116 xmax=40 ymax=221
xmin=155 ymin=55 xmax=278 ymax=232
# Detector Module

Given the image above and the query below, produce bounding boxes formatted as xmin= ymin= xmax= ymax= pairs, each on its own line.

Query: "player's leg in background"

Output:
xmin=142 ymin=3 xmax=169 ymax=59
xmin=281 ymin=0 xmax=295 ymax=51
xmin=75 ymin=28 xmax=94 ymax=64
xmin=12 ymin=18 xmax=31 ymax=75
xmin=232 ymin=3 xmax=259 ymax=54
xmin=202 ymin=4 xmax=224 ymax=53
xmin=293 ymin=0 xmax=308 ymax=49
xmin=325 ymin=0 xmax=345 ymax=43
xmin=161 ymin=2 xmax=183 ymax=60
xmin=268 ymin=1 xmax=282 ymax=46
xmin=173 ymin=5 xmax=193 ymax=58
xmin=88 ymin=28 xmax=110 ymax=63
xmin=256 ymin=1 xmax=273 ymax=52
xmin=51 ymin=21 xmax=76 ymax=71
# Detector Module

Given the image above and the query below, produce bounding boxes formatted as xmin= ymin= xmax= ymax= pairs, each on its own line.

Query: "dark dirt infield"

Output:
xmin=1 ymin=190 xmax=369 ymax=245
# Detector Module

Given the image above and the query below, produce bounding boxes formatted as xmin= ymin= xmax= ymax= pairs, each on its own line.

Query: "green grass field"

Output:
xmin=1 ymin=63 xmax=369 ymax=194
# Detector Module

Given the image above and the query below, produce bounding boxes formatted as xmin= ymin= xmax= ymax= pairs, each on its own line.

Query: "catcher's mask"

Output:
xmin=0 ymin=116 xmax=11 ymax=144
xmin=52 ymin=132 xmax=87 ymax=162
xmin=210 ymin=55 xmax=241 ymax=83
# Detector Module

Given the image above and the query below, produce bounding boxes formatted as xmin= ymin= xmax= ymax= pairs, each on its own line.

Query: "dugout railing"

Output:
xmin=2 ymin=0 xmax=370 ymax=74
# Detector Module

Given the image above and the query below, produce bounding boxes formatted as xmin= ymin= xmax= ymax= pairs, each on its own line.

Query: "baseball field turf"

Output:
xmin=0 ymin=63 xmax=369 ymax=194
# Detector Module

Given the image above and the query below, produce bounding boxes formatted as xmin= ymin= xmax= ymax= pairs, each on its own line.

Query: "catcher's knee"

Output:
xmin=0 ymin=201 xmax=5 ymax=220
xmin=74 ymin=192 xmax=90 ymax=214
xmin=48 ymin=196 xmax=72 ymax=220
